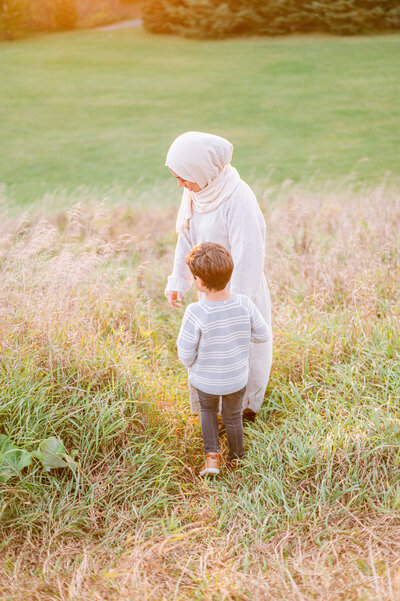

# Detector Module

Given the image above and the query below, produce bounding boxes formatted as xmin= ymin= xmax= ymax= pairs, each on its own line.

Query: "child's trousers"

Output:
xmin=195 ymin=386 xmax=246 ymax=461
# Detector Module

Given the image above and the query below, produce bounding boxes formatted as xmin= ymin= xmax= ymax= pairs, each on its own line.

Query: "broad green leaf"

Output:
xmin=37 ymin=437 xmax=77 ymax=473
xmin=0 ymin=435 xmax=32 ymax=482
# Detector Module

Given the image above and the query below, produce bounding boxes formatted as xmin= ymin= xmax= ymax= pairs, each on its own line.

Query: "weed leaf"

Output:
xmin=35 ymin=437 xmax=77 ymax=473
xmin=0 ymin=435 xmax=32 ymax=482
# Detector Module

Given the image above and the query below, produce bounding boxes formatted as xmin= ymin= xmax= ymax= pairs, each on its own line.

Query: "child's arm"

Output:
xmin=177 ymin=306 xmax=201 ymax=367
xmin=249 ymin=301 xmax=271 ymax=343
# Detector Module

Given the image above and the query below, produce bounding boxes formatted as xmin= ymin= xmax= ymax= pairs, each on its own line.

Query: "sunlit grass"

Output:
xmin=0 ymin=30 xmax=400 ymax=203
xmin=0 ymin=178 xmax=399 ymax=599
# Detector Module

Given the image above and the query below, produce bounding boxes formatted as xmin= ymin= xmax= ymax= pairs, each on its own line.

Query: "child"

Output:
xmin=177 ymin=242 xmax=271 ymax=476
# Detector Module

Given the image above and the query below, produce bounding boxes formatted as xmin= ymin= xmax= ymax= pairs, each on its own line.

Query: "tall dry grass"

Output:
xmin=0 ymin=179 xmax=400 ymax=600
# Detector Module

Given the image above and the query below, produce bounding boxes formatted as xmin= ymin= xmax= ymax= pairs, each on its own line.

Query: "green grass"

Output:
xmin=0 ymin=181 xmax=400 ymax=599
xmin=1 ymin=29 xmax=400 ymax=203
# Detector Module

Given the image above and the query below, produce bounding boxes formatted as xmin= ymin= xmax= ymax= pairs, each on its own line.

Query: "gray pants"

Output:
xmin=196 ymin=386 xmax=246 ymax=461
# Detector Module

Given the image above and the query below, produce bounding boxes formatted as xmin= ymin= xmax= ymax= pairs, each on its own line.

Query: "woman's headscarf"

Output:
xmin=166 ymin=131 xmax=241 ymax=233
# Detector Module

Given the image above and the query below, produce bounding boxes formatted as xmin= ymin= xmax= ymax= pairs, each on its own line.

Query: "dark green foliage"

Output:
xmin=142 ymin=0 xmax=251 ymax=38
xmin=309 ymin=0 xmax=400 ymax=34
xmin=142 ymin=0 xmax=174 ymax=33
xmin=142 ymin=0 xmax=400 ymax=38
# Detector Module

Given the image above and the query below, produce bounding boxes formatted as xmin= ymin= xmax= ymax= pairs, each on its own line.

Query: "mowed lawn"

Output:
xmin=0 ymin=28 xmax=399 ymax=203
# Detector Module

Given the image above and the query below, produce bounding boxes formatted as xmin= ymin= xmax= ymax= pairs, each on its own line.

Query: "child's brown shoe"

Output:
xmin=199 ymin=452 xmax=221 ymax=477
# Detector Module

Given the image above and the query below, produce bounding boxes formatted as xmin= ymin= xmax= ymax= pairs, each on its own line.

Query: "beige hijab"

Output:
xmin=166 ymin=131 xmax=241 ymax=233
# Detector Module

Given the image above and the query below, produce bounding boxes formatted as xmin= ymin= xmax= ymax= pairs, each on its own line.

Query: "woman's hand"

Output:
xmin=166 ymin=290 xmax=183 ymax=310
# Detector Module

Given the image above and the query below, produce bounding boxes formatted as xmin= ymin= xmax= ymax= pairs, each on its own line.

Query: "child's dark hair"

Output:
xmin=186 ymin=242 xmax=234 ymax=291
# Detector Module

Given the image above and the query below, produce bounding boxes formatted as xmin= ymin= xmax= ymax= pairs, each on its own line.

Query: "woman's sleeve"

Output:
xmin=227 ymin=195 xmax=266 ymax=299
xmin=165 ymin=229 xmax=193 ymax=295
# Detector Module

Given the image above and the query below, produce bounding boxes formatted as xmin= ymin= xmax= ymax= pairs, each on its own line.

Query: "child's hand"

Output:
xmin=166 ymin=290 xmax=183 ymax=310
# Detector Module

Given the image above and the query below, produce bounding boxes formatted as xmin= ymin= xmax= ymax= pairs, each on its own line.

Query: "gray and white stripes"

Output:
xmin=177 ymin=294 xmax=271 ymax=395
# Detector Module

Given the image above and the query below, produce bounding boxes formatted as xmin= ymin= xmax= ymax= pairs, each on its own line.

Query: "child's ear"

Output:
xmin=194 ymin=275 xmax=204 ymax=287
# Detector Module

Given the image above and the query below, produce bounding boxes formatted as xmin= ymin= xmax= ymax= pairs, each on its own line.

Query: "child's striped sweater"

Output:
xmin=177 ymin=294 xmax=270 ymax=395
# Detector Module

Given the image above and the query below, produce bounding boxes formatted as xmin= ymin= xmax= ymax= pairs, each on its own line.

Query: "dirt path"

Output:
xmin=96 ymin=18 xmax=142 ymax=31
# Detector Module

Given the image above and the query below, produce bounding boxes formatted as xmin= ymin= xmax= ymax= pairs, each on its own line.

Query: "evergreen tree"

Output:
xmin=142 ymin=0 xmax=400 ymax=38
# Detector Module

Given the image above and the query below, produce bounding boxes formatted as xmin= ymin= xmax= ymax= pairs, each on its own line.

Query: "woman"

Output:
xmin=165 ymin=131 xmax=272 ymax=421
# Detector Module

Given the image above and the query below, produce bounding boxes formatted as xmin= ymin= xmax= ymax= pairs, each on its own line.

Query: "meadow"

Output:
xmin=1 ymin=27 xmax=400 ymax=601
xmin=1 ymin=29 xmax=400 ymax=203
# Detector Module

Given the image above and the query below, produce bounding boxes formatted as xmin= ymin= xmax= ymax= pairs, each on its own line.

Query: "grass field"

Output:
xmin=0 ymin=29 xmax=400 ymax=203
xmin=1 ymin=27 xmax=400 ymax=601
xmin=1 ymin=177 xmax=400 ymax=600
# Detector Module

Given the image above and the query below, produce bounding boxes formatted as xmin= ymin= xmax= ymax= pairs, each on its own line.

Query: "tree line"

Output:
xmin=0 ymin=0 xmax=137 ymax=39
xmin=142 ymin=0 xmax=400 ymax=38
xmin=0 ymin=0 xmax=78 ymax=39
xmin=1 ymin=0 xmax=400 ymax=40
